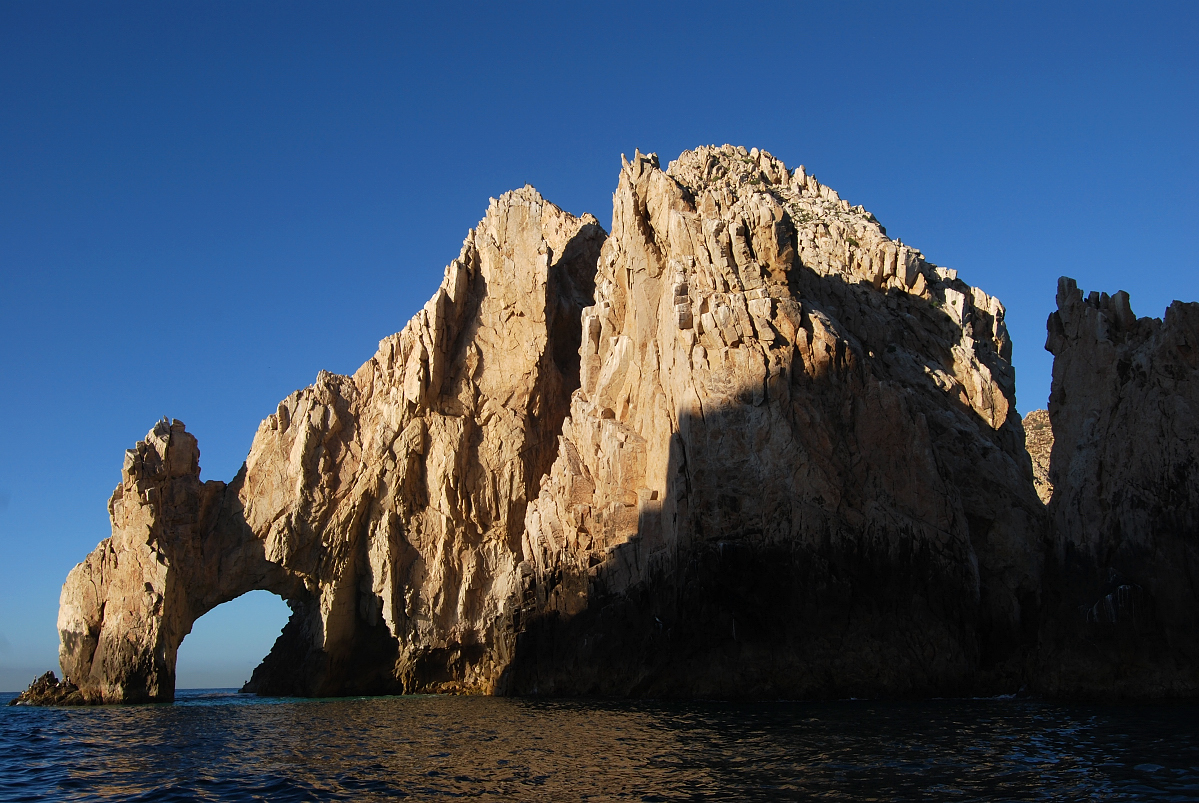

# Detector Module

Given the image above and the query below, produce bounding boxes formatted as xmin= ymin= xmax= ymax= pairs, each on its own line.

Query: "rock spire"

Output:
xmin=1038 ymin=278 xmax=1199 ymax=698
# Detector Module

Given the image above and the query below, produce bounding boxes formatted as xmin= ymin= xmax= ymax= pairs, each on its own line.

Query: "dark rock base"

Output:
xmin=9 ymin=672 xmax=91 ymax=706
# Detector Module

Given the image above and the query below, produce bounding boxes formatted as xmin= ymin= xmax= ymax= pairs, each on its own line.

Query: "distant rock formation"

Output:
xmin=41 ymin=145 xmax=1051 ymax=703
xmin=1038 ymin=278 xmax=1199 ymax=698
xmin=1023 ymin=410 xmax=1053 ymax=504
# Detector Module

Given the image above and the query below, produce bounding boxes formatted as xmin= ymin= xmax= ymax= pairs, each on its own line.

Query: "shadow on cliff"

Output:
xmin=501 ymin=367 xmax=1043 ymax=699
xmin=1034 ymin=289 xmax=1199 ymax=698
xmin=790 ymin=262 xmax=1027 ymax=458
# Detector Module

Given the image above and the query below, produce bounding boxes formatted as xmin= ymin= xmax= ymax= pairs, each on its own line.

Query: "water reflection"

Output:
xmin=2 ymin=692 xmax=1198 ymax=801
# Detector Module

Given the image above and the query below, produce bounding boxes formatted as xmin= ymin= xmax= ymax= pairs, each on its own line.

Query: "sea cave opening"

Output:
xmin=175 ymin=590 xmax=292 ymax=691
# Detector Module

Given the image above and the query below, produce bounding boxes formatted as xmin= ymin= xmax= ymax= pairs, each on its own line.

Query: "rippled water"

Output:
xmin=2 ymin=690 xmax=1198 ymax=801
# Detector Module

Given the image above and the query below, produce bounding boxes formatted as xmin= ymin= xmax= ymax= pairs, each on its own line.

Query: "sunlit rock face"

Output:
xmin=236 ymin=187 xmax=604 ymax=696
xmin=515 ymin=147 xmax=1045 ymax=697
xmin=51 ymin=148 xmax=1048 ymax=703
xmin=1038 ymin=279 xmax=1199 ymax=698
xmin=57 ymin=419 xmax=304 ymax=703
xmin=1022 ymin=409 xmax=1054 ymax=505
xmin=56 ymin=188 xmax=604 ymax=701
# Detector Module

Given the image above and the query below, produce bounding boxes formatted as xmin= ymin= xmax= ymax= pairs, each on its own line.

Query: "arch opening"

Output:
xmin=175 ymin=590 xmax=292 ymax=690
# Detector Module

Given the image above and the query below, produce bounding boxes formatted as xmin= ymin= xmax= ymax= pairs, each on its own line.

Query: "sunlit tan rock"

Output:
xmin=1023 ymin=409 xmax=1053 ymax=504
xmin=55 ymin=188 xmax=603 ymax=701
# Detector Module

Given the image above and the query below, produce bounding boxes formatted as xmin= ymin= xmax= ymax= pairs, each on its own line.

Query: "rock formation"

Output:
xmin=1023 ymin=409 xmax=1053 ymax=504
xmin=1037 ymin=279 xmax=1199 ymax=698
xmin=236 ymin=187 xmax=603 ymax=696
xmin=55 ymin=188 xmax=604 ymax=702
xmin=42 ymin=146 xmax=1051 ymax=703
xmin=8 ymin=672 xmax=84 ymax=706
xmin=514 ymin=147 xmax=1045 ymax=697
xmin=56 ymin=418 xmax=304 ymax=703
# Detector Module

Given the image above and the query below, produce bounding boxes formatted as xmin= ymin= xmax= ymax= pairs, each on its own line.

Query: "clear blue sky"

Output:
xmin=1 ymin=1 xmax=1196 ymax=691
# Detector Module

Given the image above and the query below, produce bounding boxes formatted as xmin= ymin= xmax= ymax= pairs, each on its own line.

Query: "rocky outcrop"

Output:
xmin=40 ymin=147 xmax=1051 ymax=703
xmin=7 ymin=672 xmax=85 ymax=706
xmin=236 ymin=187 xmax=603 ymax=696
xmin=1037 ymin=279 xmax=1199 ymax=698
xmin=513 ymin=146 xmax=1045 ymax=697
xmin=1023 ymin=409 xmax=1053 ymax=504
xmin=54 ymin=188 xmax=604 ymax=702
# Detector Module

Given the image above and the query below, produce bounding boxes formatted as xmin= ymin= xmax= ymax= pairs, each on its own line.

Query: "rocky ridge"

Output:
xmin=52 ymin=188 xmax=603 ymax=702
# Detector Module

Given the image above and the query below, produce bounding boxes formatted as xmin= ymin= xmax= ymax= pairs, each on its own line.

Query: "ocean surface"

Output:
xmin=1 ymin=690 xmax=1197 ymax=801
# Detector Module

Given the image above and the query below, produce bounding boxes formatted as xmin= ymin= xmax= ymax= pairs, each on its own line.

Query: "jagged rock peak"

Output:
xmin=234 ymin=185 xmax=605 ymax=697
xmin=619 ymin=144 xmax=1016 ymax=428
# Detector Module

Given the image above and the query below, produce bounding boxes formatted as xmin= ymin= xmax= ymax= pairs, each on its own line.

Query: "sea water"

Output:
xmin=2 ymin=690 xmax=1197 ymax=801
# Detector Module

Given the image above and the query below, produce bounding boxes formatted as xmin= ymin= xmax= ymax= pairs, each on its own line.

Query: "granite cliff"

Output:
xmin=32 ymin=145 xmax=1196 ymax=705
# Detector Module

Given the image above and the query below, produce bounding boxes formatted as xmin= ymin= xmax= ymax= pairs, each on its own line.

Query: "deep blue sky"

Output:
xmin=1 ymin=1 xmax=1196 ymax=690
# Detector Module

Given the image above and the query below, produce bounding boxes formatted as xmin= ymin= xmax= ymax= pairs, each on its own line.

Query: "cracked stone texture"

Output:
xmin=1023 ymin=409 xmax=1054 ymax=505
xmin=1038 ymin=278 xmax=1199 ymax=698
xmin=55 ymin=188 xmax=604 ymax=701
xmin=48 ymin=147 xmax=1050 ymax=704
xmin=515 ymin=146 xmax=1045 ymax=698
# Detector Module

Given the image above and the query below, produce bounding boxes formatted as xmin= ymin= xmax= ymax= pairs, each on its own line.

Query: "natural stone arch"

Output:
xmin=172 ymin=588 xmax=294 ymax=690
xmin=57 ymin=419 xmax=309 ymax=703
xmin=55 ymin=189 xmax=607 ymax=702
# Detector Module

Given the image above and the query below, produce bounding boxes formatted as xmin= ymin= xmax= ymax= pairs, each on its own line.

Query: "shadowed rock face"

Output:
xmin=1038 ymin=279 xmax=1199 ymax=698
xmin=48 ymin=147 xmax=1051 ymax=704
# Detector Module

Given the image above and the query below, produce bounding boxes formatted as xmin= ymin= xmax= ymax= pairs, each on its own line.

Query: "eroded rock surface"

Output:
xmin=238 ymin=187 xmax=603 ymax=695
xmin=43 ymin=147 xmax=1051 ymax=703
xmin=7 ymin=672 xmax=84 ymax=706
xmin=1038 ymin=279 xmax=1199 ymax=698
xmin=56 ymin=419 xmax=301 ymax=703
xmin=53 ymin=188 xmax=603 ymax=701
xmin=1023 ymin=409 xmax=1053 ymax=504
xmin=516 ymin=146 xmax=1045 ymax=697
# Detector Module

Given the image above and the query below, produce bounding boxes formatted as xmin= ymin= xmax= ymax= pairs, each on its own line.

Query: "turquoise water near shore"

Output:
xmin=2 ymin=690 xmax=1197 ymax=801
